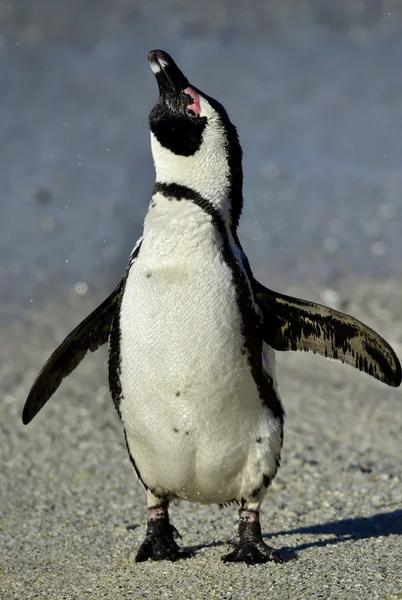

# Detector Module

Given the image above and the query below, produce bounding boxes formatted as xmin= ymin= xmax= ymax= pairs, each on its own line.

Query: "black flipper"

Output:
xmin=253 ymin=279 xmax=401 ymax=388
xmin=22 ymin=280 xmax=123 ymax=424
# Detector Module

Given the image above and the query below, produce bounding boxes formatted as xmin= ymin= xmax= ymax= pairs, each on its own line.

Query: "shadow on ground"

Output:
xmin=183 ymin=509 xmax=402 ymax=561
xmin=268 ymin=509 xmax=402 ymax=560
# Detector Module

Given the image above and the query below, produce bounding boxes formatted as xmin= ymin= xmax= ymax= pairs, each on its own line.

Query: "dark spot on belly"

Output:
xmin=185 ymin=431 xmax=189 ymax=436
xmin=176 ymin=391 xmax=181 ymax=397
xmin=173 ymin=427 xmax=179 ymax=433
xmin=251 ymin=486 xmax=261 ymax=498
xmin=256 ymin=436 xmax=262 ymax=444
xmin=262 ymin=473 xmax=271 ymax=488
xmin=146 ymin=272 xmax=152 ymax=278
xmin=251 ymin=473 xmax=272 ymax=499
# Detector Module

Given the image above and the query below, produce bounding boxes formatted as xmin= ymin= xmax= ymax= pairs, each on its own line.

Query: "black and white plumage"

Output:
xmin=23 ymin=50 xmax=401 ymax=564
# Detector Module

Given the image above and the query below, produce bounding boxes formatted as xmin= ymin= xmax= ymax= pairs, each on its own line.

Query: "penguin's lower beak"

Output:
xmin=148 ymin=50 xmax=189 ymax=96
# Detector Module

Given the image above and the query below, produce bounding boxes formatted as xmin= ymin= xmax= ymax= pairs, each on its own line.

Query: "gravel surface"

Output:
xmin=2 ymin=2 xmax=402 ymax=598
xmin=1 ymin=280 xmax=402 ymax=599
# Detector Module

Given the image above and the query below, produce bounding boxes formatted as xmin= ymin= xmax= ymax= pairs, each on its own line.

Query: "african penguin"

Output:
xmin=23 ymin=50 xmax=401 ymax=565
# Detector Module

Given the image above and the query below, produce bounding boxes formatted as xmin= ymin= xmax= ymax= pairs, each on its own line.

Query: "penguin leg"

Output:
xmin=222 ymin=506 xmax=282 ymax=564
xmin=135 ymin=492 xmax=192 ymax=562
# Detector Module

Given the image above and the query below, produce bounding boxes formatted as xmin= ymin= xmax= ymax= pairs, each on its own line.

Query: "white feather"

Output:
xmin=119 ymin=196 xmax=283 ymax=505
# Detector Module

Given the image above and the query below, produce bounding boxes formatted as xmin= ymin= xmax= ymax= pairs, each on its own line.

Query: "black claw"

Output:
xmin=171 ymin=524 xmax=182 ymax=540
xmin=222 ymin=540 xmax=282 ymax=564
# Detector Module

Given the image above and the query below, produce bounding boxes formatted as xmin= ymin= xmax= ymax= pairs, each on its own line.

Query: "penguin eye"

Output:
xmin=186 ymin=107 xmax=198 ymax=118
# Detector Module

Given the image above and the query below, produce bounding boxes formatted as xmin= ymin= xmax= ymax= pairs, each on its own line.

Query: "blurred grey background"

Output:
xmin=2 ymin=0 xmax=402 ymax=312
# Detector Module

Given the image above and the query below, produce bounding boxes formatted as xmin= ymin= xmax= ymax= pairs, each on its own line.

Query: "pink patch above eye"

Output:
xmin=184 ymin=86 xmax=201 ymax=117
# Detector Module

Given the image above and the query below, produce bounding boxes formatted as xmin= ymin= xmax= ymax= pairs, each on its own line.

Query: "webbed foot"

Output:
xmin=135 ymin=506 xmax=192 ymax=562
xmin=222 ymin=509 xmax=282 ymax=565
xmin=222 ymin=539 xmax=281 ymax=564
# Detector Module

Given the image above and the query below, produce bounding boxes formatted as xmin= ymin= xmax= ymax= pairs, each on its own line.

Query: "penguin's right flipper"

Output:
xmin=254 ymin=279 xmax=401 ymax=388
xmin=22 ymin=280 xmax=123 ymax=425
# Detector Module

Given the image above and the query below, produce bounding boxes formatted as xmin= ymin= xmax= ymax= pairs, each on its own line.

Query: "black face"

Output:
xmin=149 ymin=92 xmax=207 ymax=157
xmin=148 ymin=50 xmax=207 ymax=156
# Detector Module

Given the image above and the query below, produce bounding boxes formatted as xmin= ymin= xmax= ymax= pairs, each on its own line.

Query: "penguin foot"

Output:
xmin=222 ymin=508 xmax=282 ymax=565
xmin=222 ymin=539 xmax=281 ymax=564
xmin=135 ymin=529 xmax=191 ymax=562
xmin=135 ymin=504 xmax=192 ymax=562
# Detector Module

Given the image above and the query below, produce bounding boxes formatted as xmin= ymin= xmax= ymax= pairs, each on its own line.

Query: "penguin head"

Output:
xmin=148 ymin=50 xmax=243 ymax=229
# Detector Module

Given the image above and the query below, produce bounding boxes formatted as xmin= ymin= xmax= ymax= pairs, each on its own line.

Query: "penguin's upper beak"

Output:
xmin=148 ymin=50 xmax=189 ymax=96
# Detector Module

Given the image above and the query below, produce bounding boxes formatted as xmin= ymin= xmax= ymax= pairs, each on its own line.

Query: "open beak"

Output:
xmin=148 ymin=50 xmax=189 ymax=96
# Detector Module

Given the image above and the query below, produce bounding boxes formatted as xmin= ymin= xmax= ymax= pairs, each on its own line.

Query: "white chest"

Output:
xmin=120 ymin=198 xmax=246 ymax=397
xmin=117 ymin=198 xmax=282 ymax=503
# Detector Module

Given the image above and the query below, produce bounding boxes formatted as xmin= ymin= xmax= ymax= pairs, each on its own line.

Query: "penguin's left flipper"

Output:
xmin=22 ymin=280 xmax=123 ymax=425
xmin=254 ymin=279 xmax=401 ymax=388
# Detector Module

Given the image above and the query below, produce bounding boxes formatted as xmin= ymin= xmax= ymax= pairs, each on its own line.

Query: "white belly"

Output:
xmin=118 ymin=200 xmax=282 ymax=504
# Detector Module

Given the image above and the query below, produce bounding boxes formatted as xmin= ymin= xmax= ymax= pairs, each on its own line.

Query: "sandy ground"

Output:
xmin=1 ymin=279 xmax=402 ymax=599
